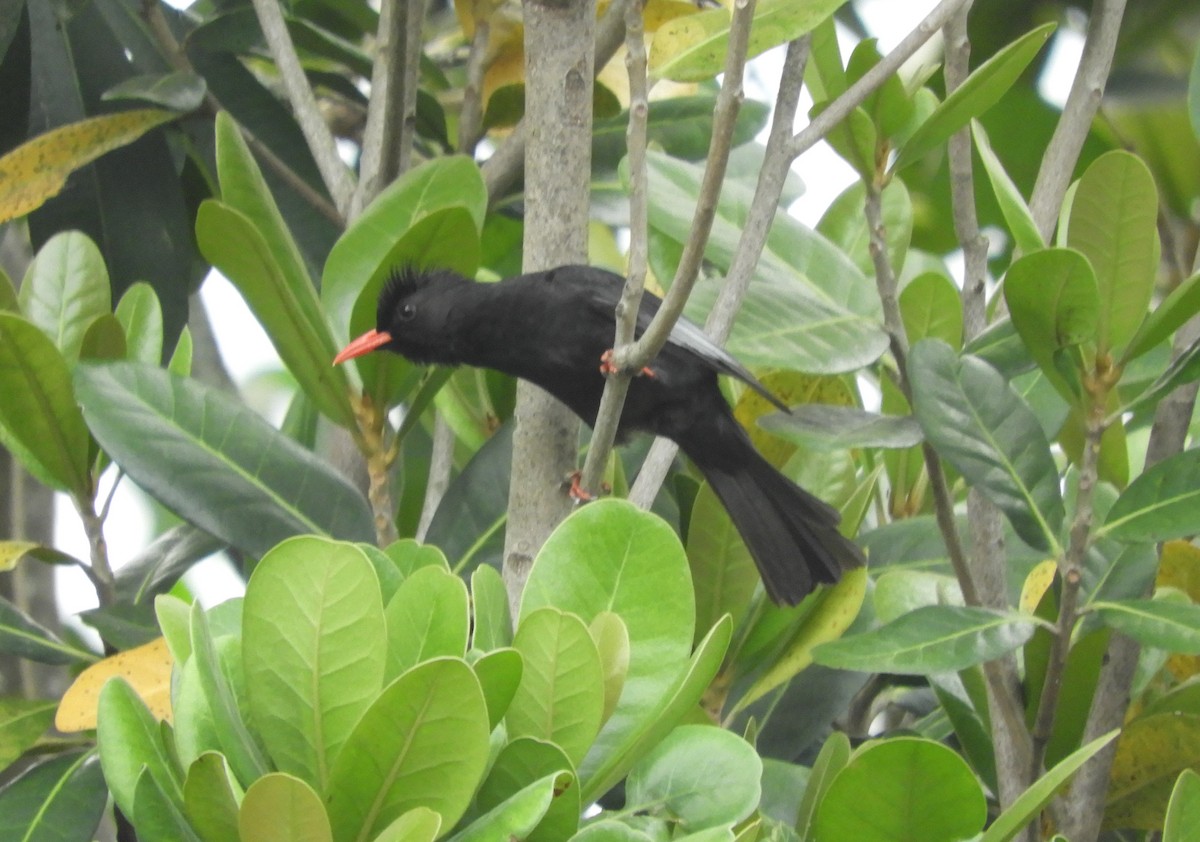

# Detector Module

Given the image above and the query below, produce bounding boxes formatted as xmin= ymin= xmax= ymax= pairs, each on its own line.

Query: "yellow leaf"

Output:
xmin=1158 ymin=540 xmax=1200 ymax=681
xmin=0 ymin=541 xmax=38 ymax=572
xmin=1104 ymin=712 xmax=1200 ymax=830
xmin=55 ymin=636 xmax=173 ymax=732
xmin=0 ymin=109 xmax=177 ymax=225
xmin=1019 ymin=559 xmax=1058 ymax=615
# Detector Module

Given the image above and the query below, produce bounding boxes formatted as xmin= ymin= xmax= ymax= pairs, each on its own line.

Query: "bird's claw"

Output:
xmin=566 ymin=471 xmax=609 ymax=502
xmin=599 ymin=349 xmax=656 ymax=378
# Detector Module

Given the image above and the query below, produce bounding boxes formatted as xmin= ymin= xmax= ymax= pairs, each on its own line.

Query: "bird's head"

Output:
xmin=333 ymin=267 xmax=470 ymax=367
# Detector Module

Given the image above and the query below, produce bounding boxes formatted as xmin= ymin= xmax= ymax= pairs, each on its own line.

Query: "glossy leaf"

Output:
xmin=626 ymin=725 xmax=761 ymax=831
xmin=0 ymin=109 xmax=177 ymax=224
xmin=1126 ymin=271 xmax=1200 ymax=362
xmin=114 ymin=282 xmax=164 ymax=365
xmin=649 ymin=0 xmax=846 ymax=83
xmin=909 ymin=340 xmax=1064 ymax=552
xmin=470 ymin=564 xmax=512 ymax=651
xmin=813 ymin=605 xmax=1037 ymax=674
xmin=473 ymin=738 xmax=578 ymax=842
xmin=183 ymin=752 xmax=241 ymax=842
xmin=1102 ymin=447 xmax=1200 ymax=543
xmin=0 ymin=312 xmax=91 ymax=495
xmin=196 ymin=199 xmax=355 ymax=429
xmin=759 ymin=405 xmax=922 ymax=451
xmin=1164 ymin=769 xmax=1200 ymax=842
xmin=797 ymin=732 xmax=852 ymax=840
xmin=893 ymin=23 xmax=1055 ymax=170
xmin=687 ymin=482 xmax=758 ymax=639
xmin=133 ymin=766 xmax=202 ymax=842
xmin=473 ymin=648 xmax=523 ymax=729
xmin=102 ymin=70 xmax=207 ymax=111
xmin=96 ymin=678 xmax=182 ymax=820
xmin=243 ymin=537 xmax=385 ymax=793
xmin=972 ymin=120 xmax=1044 ymax=254
xmin=1091 ymin=599 xmax=1200 ymax=654
xmin=1003 ymin=247 xmax=1099 ymax=402
xmin=18 ymin=230 xmax=110 ymax=362
xmin=0 ymin=698 xmax=56 ymax=769
xmin=1067 ymin=150 xmax=1159 ymax=355
xmin=453 ymin=773 xmax=564 ymax=842
xmin=899 ymin=271 xmax=963 ymax=348
xmin=507 ymin=608 xmax=606 ymax=769
xmin=384 ymin=565 xmax=470 ymax=679
xmin=814 ymin=738 xmax=986 ymax=841
xmin=326 ymin=658 xmax=489 ymax=841
xmin=239 ymin=773 xmax=333 ymax=842
xmin=0 ymin=593 xmax=95 ymax=665
xmin=0 ymin=750 xmax=107 ymax=842
xmin=74 ymin=362 xmax=374 ymax=559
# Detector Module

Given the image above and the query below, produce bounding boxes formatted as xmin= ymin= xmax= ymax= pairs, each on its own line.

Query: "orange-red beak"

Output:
xmin=333 ymin=329 xmax=393 ymax=365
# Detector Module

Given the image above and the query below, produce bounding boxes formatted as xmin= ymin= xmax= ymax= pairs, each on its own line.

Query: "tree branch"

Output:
xmin=249 ymin=0 xmax=356 ymax=214
xmin=1028 ymin=0 xmax=1127 ymax=240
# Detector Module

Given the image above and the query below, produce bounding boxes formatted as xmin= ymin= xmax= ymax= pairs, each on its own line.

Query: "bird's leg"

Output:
xmin=599 ymin=348 xmax=656 ymax=378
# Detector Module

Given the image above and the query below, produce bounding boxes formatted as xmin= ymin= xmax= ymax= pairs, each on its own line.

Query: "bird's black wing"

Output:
xmin=554 ymin=265 xmax=791 ymax=413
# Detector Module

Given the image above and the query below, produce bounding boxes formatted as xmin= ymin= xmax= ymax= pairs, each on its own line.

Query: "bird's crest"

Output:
xmin=377 ymin=265 xmax=426 ymax=323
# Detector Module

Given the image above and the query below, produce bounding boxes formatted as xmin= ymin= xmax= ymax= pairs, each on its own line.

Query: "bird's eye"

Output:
xmin=398 ymin=303 xmax=416 ymax=321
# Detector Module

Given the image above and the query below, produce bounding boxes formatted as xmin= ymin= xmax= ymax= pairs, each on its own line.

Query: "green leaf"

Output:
xmin=18 ymin=230 xmax=110 ymax=363
xmin=190 ymin=603 xmax=271 ymax=786
xmin=899 ymin=271 xmax=963 ymax=348
xmin=648 ymin=0 xmax=847 ymax=83
xmin=0 ymin=698 xmax=56 ymax=768
xmin=97 ymin=678 xmax=183 ymax=819
xmin=470 ymin=564 xmax=512 ymax=651
xmin=473 ymin=738 xmax=578 ymax=842
xmin=239 ymin=773 xmax=333 ymax=842
xmin=796 ymin=732 xmax=852 ymax=840
xmin=183 ymin=752 xmax=242 ymax=842
xmin=1164 ymin=769 xmax=1200 ymax=842
xmin=74 ymin=362 xmax=374 ymax=558
xmin=590 ymin=612 xmax=631 ymax=727
xmin=322 ymin=156 xmax=487 ymax=347
xmin=243 ymin=536 xmax=385 ymax=793
xmin=813 ymin=605 xmax=1037 ymax=674
xmin=687 ymin=483 xmax=758 ymax=640
xmin=1101 ymin=447 xmax=1200 ymax=543
xmin=1067 ymin=150 xmax=1160 ymax=355
xmin=196 ymin=199 xmax=356 ymax=429
xmin=1126 ymin=271 xmax=1200 ymax=362
xmin=894 ymin=22 xmax=1055 ymax=170
xmin=472 ymin=648 xmax=523 ymax=729
xmin=644 ymin=151 xmax=888 ymax=374
xmin=520 ymin=500 xmax=697 ymax=786
xmin=759 ymin=405 xmax=922 ymax=451
xmin=626 ymin=725 xmax=761 ymax=831
xmin=372 ymin=808 xmax=441 ymax=842
xmin=910 ymin=340 xmax=1064 ymax=551
xmin=0 ymin=269 xmax=17 ymax=311
xmin=0 ymin=593 xmax=95 ymax=664
xmin=981 ymin=730 xmax=1118 ymax=842
xmin=453 ymin=772 xmax=565 ymax=842
xmin=814 ymin=738 xmax=986 ymax=841
xmin=1091 ymin=599 xmax=1200 ymax=653
xmin=1003 ymin=247 xmax=1099 ymax=402
xmin=103 ymin=70 xmax=207 ymax=111
xmin=0 ymin=750 xmax=107 ymax=842
xmin=579 ymin=616 xmax=732 ymax=806
xmin=326 ymin=658 xmax=489 ymax=840
xmin=133 ymin=766 xmax=203 ymax=842
xmin=818 ymin=180 xmax=913 ymax=280
xmin=384 ymin=565 xmax=470 ymax=679
xmin=79 ymin=313 xmax=126 ymax=363
xmin=114 ymin=282 xmax=164 ymax=365
xmin=972 ymin=121 xmax=1045 ymax=254
xmin=507 ymin=608 xmax=606 ymax=769
xmin=0 ymin=312 xmax=91 ymax=495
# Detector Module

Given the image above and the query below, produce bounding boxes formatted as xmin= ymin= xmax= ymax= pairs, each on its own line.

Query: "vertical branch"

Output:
xmin=1027 ymin=0 xmax=1127 ymax=240
xmin=458 ymin=4 xmax=492 ymax=157
xmin=249 ymin=0 xmax=356 ymax=214
xmin=352 ymin=0 xmax=427 ymax=218
xmin=576 ymin=0 xmax=650 ymax=496
xmin=502 ymin=0 xmax=596 ymax=613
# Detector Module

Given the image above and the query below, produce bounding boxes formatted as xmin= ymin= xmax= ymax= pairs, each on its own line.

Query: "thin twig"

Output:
xmin=1027 ymin=0 xmax=1127 ymax=241
xmin=576 ymin=0 xmax=651 ymax=496
xmin=249 ymin=0 xmax=355 ymax=213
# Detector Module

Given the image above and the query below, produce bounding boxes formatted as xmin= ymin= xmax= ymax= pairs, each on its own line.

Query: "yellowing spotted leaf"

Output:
xmin=55 ymin=636 xmax=173 ymax=732
xmin=0 ymin=109 xmax=177 ymax=225
xmin=1019 ymin=559 xmax=1058 ymax=614
xmin=1158 ymin=540 xmax=1200 ymax=680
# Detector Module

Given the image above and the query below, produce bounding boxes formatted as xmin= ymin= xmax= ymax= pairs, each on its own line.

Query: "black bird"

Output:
xmin=334 ymin=265 xmax=864 ymax=604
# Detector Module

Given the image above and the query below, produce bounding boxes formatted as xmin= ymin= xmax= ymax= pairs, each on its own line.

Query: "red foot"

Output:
xmin=599 ymin=349 xmax=656 ymax=378
xmin=566 ymin=471 xmax=610 ymax=502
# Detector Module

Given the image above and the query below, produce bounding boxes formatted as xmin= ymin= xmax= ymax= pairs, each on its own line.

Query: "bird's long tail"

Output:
xmin=680 ymin=414 xmax=864 ymax=605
